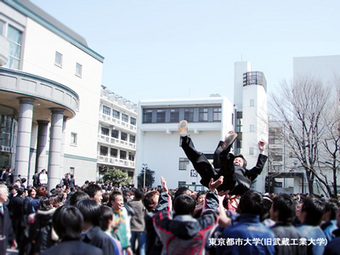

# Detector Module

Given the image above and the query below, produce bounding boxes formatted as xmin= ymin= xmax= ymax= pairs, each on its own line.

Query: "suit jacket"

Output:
xmin=0 ymin=204 xmax=15 ymax=255
xmin=83 ymin=226 xmax=115 ymax=255
xmin=41 ymin=240 xmax=103 ymax=255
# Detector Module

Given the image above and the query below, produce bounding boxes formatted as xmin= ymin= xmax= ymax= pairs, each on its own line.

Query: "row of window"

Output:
xmin=142 ymin=107 xmax=222 ymax=123
xmin=99 ymin=146 xmax=135 ymax=161
xmin=100 ymin=127 xmax=135 ymax=143
xmin=102 ymin=106 xmax=136 ymax=126
xmin=55 ymin=51 xmax=83 ymax=77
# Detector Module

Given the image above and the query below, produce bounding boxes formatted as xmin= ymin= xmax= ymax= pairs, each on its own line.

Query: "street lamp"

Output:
xmin=142 ymin=163 xmax=147 ymax=188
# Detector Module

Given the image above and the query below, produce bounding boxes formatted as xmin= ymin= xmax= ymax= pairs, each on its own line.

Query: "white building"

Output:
xmin=233 ymin=61 xmax=268 ymax=192
xmin=0 ymin=0 xmax=103 ymax=190
xmin=98 ymin=86 xmax=137 ymax=182
xmin=136 ymin=97 xmax=234 ymax=190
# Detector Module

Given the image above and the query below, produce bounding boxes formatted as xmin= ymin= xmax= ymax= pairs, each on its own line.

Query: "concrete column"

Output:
xmin=15 ymin=98 xmax=35 ymax=181
xmin=60 ymin=117 xmax=68 ymax=174
xmin=47 ymin=108 xmax=65 ymax=191
xmin=35 ymin=120 xmax=49 ymax=174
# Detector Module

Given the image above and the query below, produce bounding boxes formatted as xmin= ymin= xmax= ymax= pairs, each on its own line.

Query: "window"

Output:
xmin=0 ymin=20 xmax=4 ymax=36
xmin=122 ymin=113 xmax=129 ymax=122
xmin=7 ymin=25 xmax=22 ymax=69
xmin=249 ymin=124 xmax=255 ymax=132
xmin=121 ymin=132 xmax=127 ymax=141
xmin=120 ymin=150 xmax=127 ymax=159
xmin=249 ymin=147 xmax=254 ymax=155
xmin=178 ymin=181 xmax=186 ymax=187
xmin=55 ymin=51 xmax=63 ymax=67
xmin=143 ymin=109 xmax=153 ymax=123
xmin=198 ymin=108 xmax=209 ymax=122
xmin=101 ymin=127 xmax=109 ymax=136
xmin=184 ymin=109 xmax=194 ymax=122
xmin=170 ymin=109 xmax=180 ymax=123
xmin=112 ymin=110 xmax=120 ymax=119
xmin=129 ymin=135 xmax=135 ymax=143
xmin=75 ymin=62 xmax=82 ymax=77
xmin=179 ymin=158 xmax=189 ymax=170
xmin=213 ymin=107 xmax=221 ymax=121
xmin=128 ymin=153 xmax=135 ymax=161
xmin=250 ymin=99 xmax=255 ymax=107
xmin=70 ymin=132 xmax=77 ymax=145
xmin=130 ymin=117 xmax=136 ymax=126
xmin=111 ymin=130 xmax=119 ymax=138
xmin=69 ymin=167 xmax=75 ymax=175
xmin=110 ymin=148 xmax=118 ymax=157
xmin=100 ymin=146 xmax=108 ymax=156
xmin=103 ymin=105 xmax=111 ymax=115
xmin=156 ymin=109 xmax=166 ymax=123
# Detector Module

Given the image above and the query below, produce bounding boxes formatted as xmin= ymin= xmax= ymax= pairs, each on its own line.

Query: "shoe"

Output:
xmin=178 ymin=120 xmax=188 ymax=136
xmin=221 ymin=132 xmax=238 ymax=150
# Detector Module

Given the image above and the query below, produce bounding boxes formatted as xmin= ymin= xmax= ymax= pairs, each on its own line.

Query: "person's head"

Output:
xmin=237 ymin=190 xmax=263 ymax=216
xmin=174 ymin=194 xmax=196 ymax=216
xmin=76 ymin=199 xmax=101 ymax=226
xmin=36 ymin=186 xmax=47 ymax=198
xmin=52 ymin=205 xmax=83 ymax=241
xmin=322 ymin=199 xmax=339 ymax=222
xmin=174 ymin=186 xmax=191 ymax=200
xmin=28 ymin=187 xmax=37 ymax=198
xmin=49 ymin=193 xmax=63 ymax=208
xmin=41 ymin=169 xmax=46 ymax=174
xmin=132 ymin=188 xmax=144 ymax=201
xmin=196 ymin=191 xmax=206 ymax=205
xmin=233 ymin=154 xmax=247 ymax=167
xmin=143 ymin=190 xmax=160 ymax=212
xmin=270 ymin=193 xmax=296 ymax=223
xmin=84 ymin=183 xmax=103 ymax=205
xmin=109 ymin=191 xmax=124 ymax=212
xmin=99 ymin=205 xmax=115 ymax=232
xmin=69 ymin=190 xmax=90 ymax=206
xmin=0 ymin=184 xmax=8 ymax=204
xmin=299 ymin=197 xmax=324 ymax=226
xmin=38 ymin=197 xmax=53 ymax=211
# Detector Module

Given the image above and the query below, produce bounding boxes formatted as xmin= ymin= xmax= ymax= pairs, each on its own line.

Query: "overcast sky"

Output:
xmin=31 ymin=0 xmax=340 ymax=103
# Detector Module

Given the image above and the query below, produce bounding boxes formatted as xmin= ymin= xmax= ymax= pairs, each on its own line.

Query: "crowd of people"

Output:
xmin=0 ymin=121 xmax=339 ymax=255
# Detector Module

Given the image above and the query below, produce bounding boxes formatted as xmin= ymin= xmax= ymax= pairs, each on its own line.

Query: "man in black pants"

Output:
xmin=178 ymin=120 xmax=267 ymax=195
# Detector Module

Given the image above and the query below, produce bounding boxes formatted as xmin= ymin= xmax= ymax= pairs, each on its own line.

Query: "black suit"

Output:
xmin=0 ymin=204 xmax=15 ymax=255
xmin=8 ymin=195 xmax=25 ymax=244
xmin=41 ymin=240 xmax=103 ymax=255
xmin=82 ymin=226 xmax=115 ymax=255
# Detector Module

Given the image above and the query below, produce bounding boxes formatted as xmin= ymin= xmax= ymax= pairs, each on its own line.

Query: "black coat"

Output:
xmin=0 ymin=204 xmax=15 ymax=255
xmin=41 ymin=240 xmax=103 ymax=255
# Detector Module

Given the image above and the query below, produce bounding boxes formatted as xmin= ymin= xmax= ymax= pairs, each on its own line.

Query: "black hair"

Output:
xmin=174 ymin=186 xmax=190 ymax=199
xmin=323 ymin=200 xmax=339 ymax=220
xmin=69 ymin=190 xmax=90 ymax=206
xmin=133 ymin=188 xmax=144 ymax=200
xmin=174 ymin=194 xmax=196 ymax=215
xmin=75 ymin=199 xmax=101 ymax=226
xmin=52 ymin=205 xmax=83 ymax=241
xmin=272 ymin=193 xmax=296 ymax=223
xmin=84 ymin=183 xmax=102 ymax=199
xmin=237 ymin=190 xmax=263 ymax=216
xmin=38 ymin=197 xmax=53 ymax=211
xmin=301 ymin=197 xmax=324 ymax=226
xmin=99 ymin=205 xmax=114 ymax=231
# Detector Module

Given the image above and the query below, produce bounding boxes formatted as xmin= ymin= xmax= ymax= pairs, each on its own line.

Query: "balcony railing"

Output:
xmin=97 ymin=155 xmax=135 ymax=169
xmin=99 ymin=113 xmax=137 ymax=132
xmin=98 ymin=134 xmax=136 ymax=150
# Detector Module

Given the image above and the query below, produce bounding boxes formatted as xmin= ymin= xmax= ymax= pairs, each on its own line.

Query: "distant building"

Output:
xmin=98 ymin=86 xmax=137 ymax=182
xmin=233 ymin=61 xmax=268 ymax=192
xmin=0 ymin=0 xmax=103 ymax=189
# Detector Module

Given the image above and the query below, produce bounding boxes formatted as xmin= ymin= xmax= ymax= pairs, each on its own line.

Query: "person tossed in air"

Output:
xmin=178 ymin=120 xmax=267 ymax=195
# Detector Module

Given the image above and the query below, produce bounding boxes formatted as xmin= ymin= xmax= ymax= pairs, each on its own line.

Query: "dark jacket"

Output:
xmin=324 ymin=228 xmax=340 ymax=255
xmin=153 ymin=191 xmax=219 ymax=255
xmin=0 ymin=204 xmax=16 ymax=255
xmin=42 ymin=240 xmax=103 ymax=255
xmin=82 ymin=226 xmax=115 ymax=255
xmin=271 ymin=222 xmax=307 ymax=255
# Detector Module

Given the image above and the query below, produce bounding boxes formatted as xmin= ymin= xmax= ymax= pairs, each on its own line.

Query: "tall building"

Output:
xmin=98 ymin=86 xmax=137 ymax=182
xmin=0 ymin=0 xmax=103 ymax=189
xmin=136 ymin=97 xmax=234 ymax=189
xmin=233 ymin=61 xmax=268 ymax=192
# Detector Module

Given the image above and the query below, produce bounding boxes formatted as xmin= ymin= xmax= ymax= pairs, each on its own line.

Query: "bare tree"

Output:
xmin=270 ymin=76 xmax=339 ymax=197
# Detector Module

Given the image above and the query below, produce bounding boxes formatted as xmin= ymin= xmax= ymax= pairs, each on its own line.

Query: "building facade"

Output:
xmin=0 ymin=0 xmax=103 ymax=190
xmin=98 ymin=86 xmax=137 ymax=182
